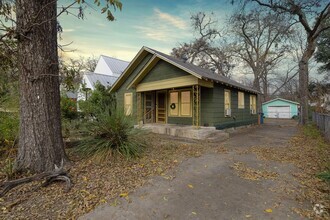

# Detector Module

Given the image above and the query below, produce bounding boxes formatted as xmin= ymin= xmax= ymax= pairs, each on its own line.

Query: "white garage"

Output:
xmin=267 ymin=106 xmax=291 ymax=118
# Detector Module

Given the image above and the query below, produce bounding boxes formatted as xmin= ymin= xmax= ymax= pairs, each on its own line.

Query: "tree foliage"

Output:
xmin=246 ymin=0 xmax=330 ymax=124
xmin=171 ymin=12 xmax=233 ymax=77
xmin=0 ymin=0 xmax=122 ymax=172
xmin=0 ymin=39 xmax=18 ymax=110
xmin=59 ymin=56 xmax=98 ymax=91
xmin=315 ymin=25 xmax=330 ymax=72
xmin=78 ymin=83 xmax=115 ymax=118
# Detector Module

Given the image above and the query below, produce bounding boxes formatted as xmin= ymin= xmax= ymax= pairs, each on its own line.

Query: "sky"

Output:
xmin=58 ymin=0 xmax=235 ymax=62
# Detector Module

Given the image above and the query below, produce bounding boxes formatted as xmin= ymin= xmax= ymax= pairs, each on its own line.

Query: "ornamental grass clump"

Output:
xmin=76 ymin=110 xmax=147 ymax=161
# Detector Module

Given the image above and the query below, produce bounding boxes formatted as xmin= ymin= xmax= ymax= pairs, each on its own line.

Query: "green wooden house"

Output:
xmin=110 ymin=47 xmax=259 ymax=129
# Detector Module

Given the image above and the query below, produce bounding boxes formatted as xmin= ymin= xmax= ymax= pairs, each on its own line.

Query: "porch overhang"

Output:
xmin=134 ymin=75 xmax=213 ymax=92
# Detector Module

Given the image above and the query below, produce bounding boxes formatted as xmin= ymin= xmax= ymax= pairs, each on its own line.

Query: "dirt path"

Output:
xmin=81 ymin=119 xmax=309 ymax=220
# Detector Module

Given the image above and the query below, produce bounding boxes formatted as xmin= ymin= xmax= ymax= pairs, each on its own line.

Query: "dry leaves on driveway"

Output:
xmin=0 ymin=134 xmax=226 ymax=219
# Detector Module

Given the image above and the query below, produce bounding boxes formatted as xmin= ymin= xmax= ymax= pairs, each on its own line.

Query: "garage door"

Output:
xmin=267 ymin=106 xmax=291 ymax=118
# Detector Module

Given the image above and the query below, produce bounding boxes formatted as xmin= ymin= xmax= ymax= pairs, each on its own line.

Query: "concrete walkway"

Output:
xmin=81 ymin=119 xmax=308 ymax=220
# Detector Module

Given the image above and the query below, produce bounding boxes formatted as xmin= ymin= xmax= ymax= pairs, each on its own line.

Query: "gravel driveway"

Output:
xmin=81 ymin=119 xmax=309 ymax=220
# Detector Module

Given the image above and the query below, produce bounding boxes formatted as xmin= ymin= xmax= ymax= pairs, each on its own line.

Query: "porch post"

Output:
xmin=137 ymin=92 xmax=142 ymax=124
xmin=193 ymin=85 xmax=201 ymax=128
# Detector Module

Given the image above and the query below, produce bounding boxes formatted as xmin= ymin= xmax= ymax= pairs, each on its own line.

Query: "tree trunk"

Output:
xmin=253 ymin=75 xmax=262 ymax=112
xmin=16 ymin=0 xmax=68 ymax=172
xmin=298 ymin=39 xmax=316 ymax=125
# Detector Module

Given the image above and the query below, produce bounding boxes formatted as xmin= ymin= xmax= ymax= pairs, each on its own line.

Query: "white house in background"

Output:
xmin=82 ymin=72 xmax=119 ymax=90
xmin=94 ymin=55 xmax=129 ymax=77
xmin=78 ymin=55 xmax=129 ymax=101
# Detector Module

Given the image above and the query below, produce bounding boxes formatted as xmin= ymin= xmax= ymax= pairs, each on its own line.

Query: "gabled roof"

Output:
xmin=94 ymin=55 xmax=129 ymax=76
xmin=262 ymin=98 xmax=300 ymax=105
xmin=111 ymin=46 xmax=259 ymax=94
xmin=83 ymin=72 xmax=118 ymax=90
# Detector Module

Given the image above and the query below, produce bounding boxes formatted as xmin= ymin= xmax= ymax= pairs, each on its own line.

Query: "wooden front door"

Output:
xmin=144 ymin=92 xmax=155 ymax=123
xmin=156 ymin=91 xmax=166 ymax=123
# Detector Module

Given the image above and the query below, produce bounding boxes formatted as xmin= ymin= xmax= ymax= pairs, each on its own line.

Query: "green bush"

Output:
xmin=78 ymin=83 xmax=115 ymax=118
xmin=61 ymin=96 xmax=78 ymax=120
xmin=303 ymin=123 xmax=322 ymax=139
xmin=0 ymin=112 xmax=19 ymax=145
xmin=62 ymin=118 xmax=83 ymax=139
xmin=75 ymin=110 xmax=146 ymax=160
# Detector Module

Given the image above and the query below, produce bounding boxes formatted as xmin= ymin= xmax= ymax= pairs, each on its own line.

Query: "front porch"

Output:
xmin=136 ymin=85 xmax=203 ymax=127
xmin=136 ymin=123 xmax=229 ymax=141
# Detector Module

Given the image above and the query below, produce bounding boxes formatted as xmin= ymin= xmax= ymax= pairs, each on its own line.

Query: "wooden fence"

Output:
xmin=312 ymin=112 xmax=330 ymax=142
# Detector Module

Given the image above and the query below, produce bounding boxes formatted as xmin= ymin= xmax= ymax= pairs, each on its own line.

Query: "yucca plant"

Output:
xmin=75 ymin=109 xmax=147 ymax=161
xmin=317 ymin=171 xmax=330 ymax=182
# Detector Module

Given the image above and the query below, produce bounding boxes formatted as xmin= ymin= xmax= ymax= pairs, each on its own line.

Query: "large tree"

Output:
xmin=171 ymin=12 xmax=233 ymax=77
xmin=247 ymin=0 xmax=330 ymax=124
xmin=315 ymin=24 xmax=330 ymax=72
xmin=0 ymin=0 xmax=122 ymax=173
xmin=228 ymin=9 xmax=294 ymax=103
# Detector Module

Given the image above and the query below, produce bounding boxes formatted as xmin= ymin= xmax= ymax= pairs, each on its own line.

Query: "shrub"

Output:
xmin=75 ymin=110 xmax=147 ymax=161
xmin=78 ymin=83 xmax=115 ymax=118
xmin=0 ymin=112 xmax=19 ymax=145
xmin=62 ymin=118 xmax=83 ymax=139
xmin=61 ymin=96 xmax=78 ymax=120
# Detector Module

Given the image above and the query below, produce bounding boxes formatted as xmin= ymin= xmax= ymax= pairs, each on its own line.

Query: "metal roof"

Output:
xmin=84 ymin=72 xmax=118 ymax=90
xmin=99 ymin=55 xmax=129 ymax=75
xmin=66 ymin=91 xmax=77 ymax=99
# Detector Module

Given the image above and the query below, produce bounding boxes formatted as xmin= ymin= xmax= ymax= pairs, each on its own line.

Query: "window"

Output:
xmin=238 ymin=92 xmax=245 ymax=109
xmin=124 ymin=93 xmax=133 ymax=116
xmin=181 ymin=91 xmax=191 ymax=116
xmin=169 ymin=91 xmax=179 ymax=116
xmin=250 ymin=95 xmax=257 ymax=114
xmin=224 ymin=90 xmax=231 ymax=116
xmin=168 ymin=90 xmax=191 ymax=117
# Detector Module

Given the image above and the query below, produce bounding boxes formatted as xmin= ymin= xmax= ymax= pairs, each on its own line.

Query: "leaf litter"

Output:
xmin=0 ymin=133 xmax=226 ymax=219
xmin=246 ymin=126 xmax=330 ymax=219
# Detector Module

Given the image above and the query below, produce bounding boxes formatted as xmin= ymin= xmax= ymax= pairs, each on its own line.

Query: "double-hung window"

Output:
xmin=124 ymin=93 xmax=133 ymax=116
xmin=224 ymin=90 xmax=231 ymax=116
xmin=250 ymin=95 xmax=257 ymax=114
xmin=169 ymin=90 xmax=191 ymax=117
xmin=238 ymin=92 xmax=245 ymax=109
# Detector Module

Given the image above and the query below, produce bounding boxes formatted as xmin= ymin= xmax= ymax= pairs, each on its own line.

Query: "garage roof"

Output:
xmin=262 ymin=98 xmax=300 ymax=105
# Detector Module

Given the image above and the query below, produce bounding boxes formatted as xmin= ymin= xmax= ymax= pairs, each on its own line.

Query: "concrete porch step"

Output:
xmin=137 ymin=124 xmax=229 ymax=141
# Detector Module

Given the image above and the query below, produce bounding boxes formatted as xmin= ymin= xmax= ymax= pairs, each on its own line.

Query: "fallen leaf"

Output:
xmin=120 ymin=193 xmax=129 ymax=198
xmin=245 ymin=214 xmax=252 ymax=218
xmin=188 ymin=184 xmax=194 ymax=189
xmin=265 ymin=208 xmax=273 ymax=213
xmin=192 ymin=211 xmax=197 ymax=215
